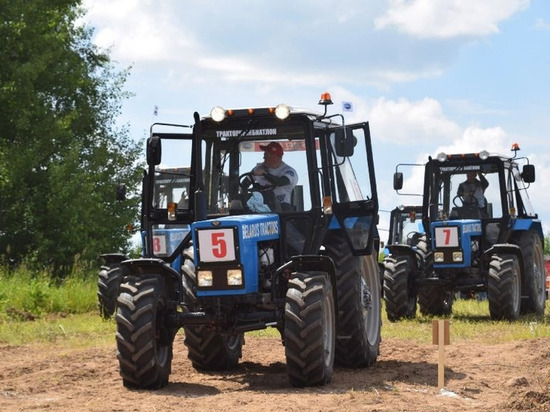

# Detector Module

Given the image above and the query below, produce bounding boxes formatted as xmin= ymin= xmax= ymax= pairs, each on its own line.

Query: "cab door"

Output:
xmin=329 ymin=122 xmax=379 ymax=255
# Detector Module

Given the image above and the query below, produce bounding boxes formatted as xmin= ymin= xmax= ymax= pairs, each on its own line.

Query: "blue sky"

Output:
xmin=82 ymin=0 xmax=550 ymax=237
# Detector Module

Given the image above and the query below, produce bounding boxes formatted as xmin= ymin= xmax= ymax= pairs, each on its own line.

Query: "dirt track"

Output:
xmin=1 ymin=333 xmax=550 ymax=411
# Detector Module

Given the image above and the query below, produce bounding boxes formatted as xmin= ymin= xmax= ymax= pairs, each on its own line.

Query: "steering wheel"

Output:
xmin=406 ymin=231 xmax=423 ymax=246
xmin=453 ymin=194 xmax=478 ymax=207
xmin=239 ymin=172 xmax=263 ymax=192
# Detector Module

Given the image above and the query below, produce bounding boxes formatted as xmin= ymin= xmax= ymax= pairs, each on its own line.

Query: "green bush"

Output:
xmin=0 ymin=264 xmax=97 ymax=321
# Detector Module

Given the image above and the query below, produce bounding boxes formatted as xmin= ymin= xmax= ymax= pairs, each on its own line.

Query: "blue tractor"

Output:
xmin=114 ymin=93 xmax=381 ymax=389
xmin=97 ymin=168 xmax=190 ymax=319
xmin=390 ymin=146 xmax=545 ymax=320
xmin=382 ymin=205 xmax=424 ymax=321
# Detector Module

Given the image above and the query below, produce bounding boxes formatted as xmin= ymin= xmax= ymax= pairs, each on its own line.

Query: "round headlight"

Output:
xmin=210 ymin=106 xmax=226 ymax=122
xmin=479 ymin=150 xmax=489 ymax=160
xmin=275 ymin=104 xmax=290 ymax=120
xmin=437 ymin=152 xmax=447 ymax=162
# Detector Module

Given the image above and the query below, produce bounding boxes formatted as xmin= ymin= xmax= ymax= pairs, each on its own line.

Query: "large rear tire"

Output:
xmin=180 ymin=243 xmax=243 ymax=370
xmin=383 ymin=255 xmax=417 ymax=322
xmin=285 ymin=272 xmax=335 ymax=387
xmin=116 ymin=274 xmax=176 ymax=389
xmin=416 ymin=239 xmax=453 ymax=317
xmin=97 ymin=264 xmax=123 ymax=319
xmin=325 ymin=235 xmax=381 ymax=368
xmin=514 ymin=231 xmax=546 ymax=315
xmin=183 ymin=326 xmax=244 ymax=370
xmin=417 ymin=286 xmax=454 ymax=316
xmin=488 ymin=254 xmax=521 ymax=320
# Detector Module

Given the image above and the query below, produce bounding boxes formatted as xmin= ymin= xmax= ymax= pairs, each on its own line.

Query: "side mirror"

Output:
xmin=147 ymin=135 xmax=162 ymax=166
xmin=334 ymin=128 xmax=354 ymax=157
xmin=393 ymin=172 xmax=403 ymax=190
xmin=116 ymin=184 xmax=126 ymax=201
xmin=522 ymin=164 xmax=535 ymax=183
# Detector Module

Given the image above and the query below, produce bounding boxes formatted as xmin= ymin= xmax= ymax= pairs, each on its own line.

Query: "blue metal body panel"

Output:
xmin=431 ymin=219 xmax=482 ymax=269
xmin=192 ymin=214 xmax=280 ymax=297
xmin=511 ymin=218 xmax=542 ymax=237
xmin=141 ymin=226 xmax=190 ymax=271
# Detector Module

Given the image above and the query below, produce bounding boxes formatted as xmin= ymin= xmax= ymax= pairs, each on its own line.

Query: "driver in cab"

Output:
xmin=457 ymin=171 xmax=488 ymax=208
xmin=252 ymin=142 xmax=298 ymax=211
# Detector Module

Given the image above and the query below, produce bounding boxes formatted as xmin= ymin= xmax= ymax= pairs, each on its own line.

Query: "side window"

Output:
xmin=153 ymin=138 xmax=193 ymax=210
xmin=330 ymin=126 xmax=373 ymax=203
xmin=345 ymin=127 xmax=373 ymax=201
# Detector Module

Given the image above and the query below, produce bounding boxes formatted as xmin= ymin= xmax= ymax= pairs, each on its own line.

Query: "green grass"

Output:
xmin=382 ymin=299 xmax=550 ymax=344
xmin=0 ymin=265 xmax=108 ymax=347
xmin=0 ymin=312 xmax=116 ymax=347
xmin=0 ymin=264 xmax=549 ymax=347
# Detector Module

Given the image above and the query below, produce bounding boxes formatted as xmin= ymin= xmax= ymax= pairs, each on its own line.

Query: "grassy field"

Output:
xmin=0 ymin=267 xmax=549 ymax=347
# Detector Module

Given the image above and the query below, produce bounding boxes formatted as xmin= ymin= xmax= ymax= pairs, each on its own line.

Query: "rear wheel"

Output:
xmin=116 ymin=274 xmax=176 ymax=389
xmin=97 ymin=263 xmax=123 ymax=319
xmin=181 ymin=243 xmax=243 ymax=370
xmin=181 ymin=245 xmax=197 ymax=305
xmin=417 ymin=286 xmax=454 ymax=316
xmin=184 ymin=327 xmax=243 ymax=370
xmin=416 ymin=244 xmax=453 ymax=317
xmin=325 ymin=235 xmax=381 ymax=368
xmin=514 ymin=231 xmax=546 ymax=315
xmin=384 ymin=255 xmax=417 ymax=321
xmin=285 ymin=272 xmax=335 ymax=387
xmin=488 ymin=254 xmax=521 ymax=320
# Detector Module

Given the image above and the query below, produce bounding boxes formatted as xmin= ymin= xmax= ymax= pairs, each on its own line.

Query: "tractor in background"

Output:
xmin=389 ymin=145 xmax=545 ymax=320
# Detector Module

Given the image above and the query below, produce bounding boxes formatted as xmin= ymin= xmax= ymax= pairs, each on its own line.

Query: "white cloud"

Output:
xmin=368 ymin=97 xmax=462 ymax=144
xmin=375 ymin=0 xmax=530 ymax=39
xmin=371 ymin=68 xmax=444 ymax=84
xmin=82 ymin=0 xmax=197 ymax=63
xmin=533 ymin=18 xmax=550 ymax=31
xmin=433 ymin=125 xmax=509 ymax=155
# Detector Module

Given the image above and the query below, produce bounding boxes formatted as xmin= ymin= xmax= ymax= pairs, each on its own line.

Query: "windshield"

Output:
xmin=153 ymin=167 xmax=191 ymax=210
xmin=428 ymin=163 xmax=502 ymax=221
xmin=200 ymin=120 xmax=312 ymax=214
xmin=390 ymin=209 xmax=423 ymax=245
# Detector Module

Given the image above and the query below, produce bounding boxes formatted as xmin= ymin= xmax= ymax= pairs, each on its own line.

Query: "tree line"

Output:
xmin=0 ymin=0 xmax=142 ymax=275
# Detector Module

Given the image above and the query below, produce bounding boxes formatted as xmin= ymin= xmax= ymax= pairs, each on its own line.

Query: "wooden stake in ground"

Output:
xmin=432 ymin=319 xmax=450 ymax=389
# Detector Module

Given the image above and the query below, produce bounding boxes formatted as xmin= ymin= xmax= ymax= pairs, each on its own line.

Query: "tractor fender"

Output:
xmin=386 ymin=244 xmax=425 ymax=269
xmin=120 ymin=258 xmax=183 ymax=302
xmin=511 ymin=219 xmax=544 ymax=239
xmin=387 ymin=244 xmax=416 ymax=259
xmin=277 ymin=255 xmax=339 ymax=328
xmin=484 ymin=244 xmax=526 ymax=286
xmin=99 ymin=253 xmax=128 ymax=266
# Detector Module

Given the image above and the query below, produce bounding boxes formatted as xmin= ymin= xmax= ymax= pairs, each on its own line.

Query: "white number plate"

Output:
xmin=434 ymin=226 xmax=459 ymax=247
xmin=152 ymin=235 xmax=167 ymax=255
xmin=198 ymin=229 xmax=236 ymax=262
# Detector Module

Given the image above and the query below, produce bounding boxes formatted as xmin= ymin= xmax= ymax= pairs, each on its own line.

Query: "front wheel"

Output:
xmin=116 ymin=274 xmax=176 ymax=389
xmin=285 ymin=272 xmax=336 ymax=387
